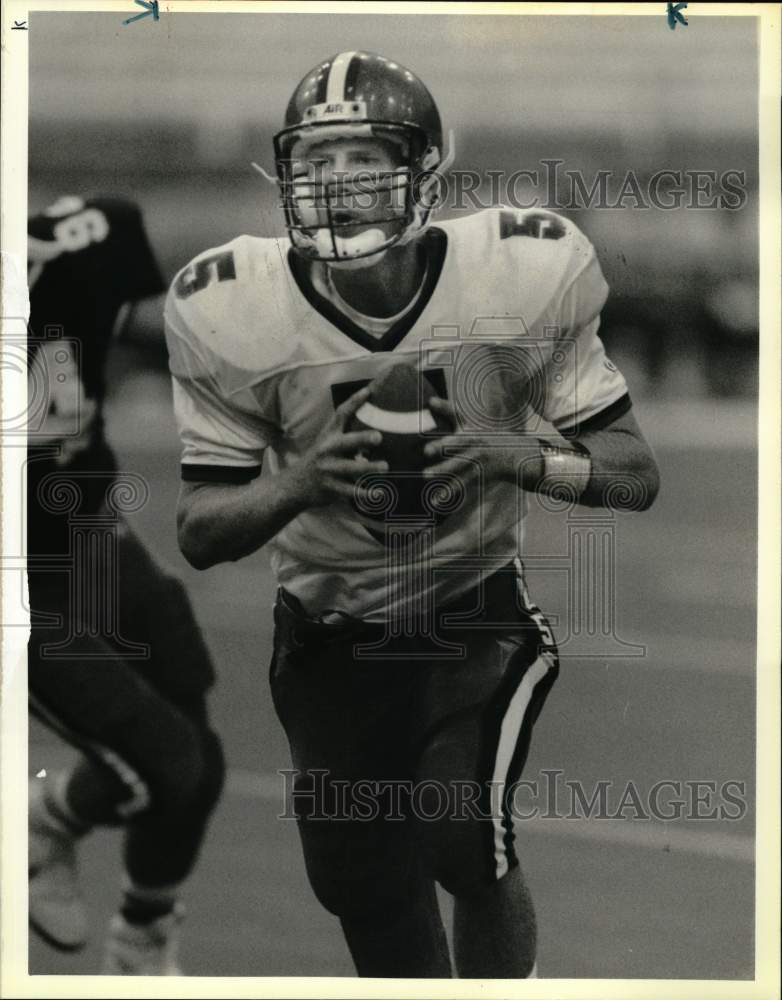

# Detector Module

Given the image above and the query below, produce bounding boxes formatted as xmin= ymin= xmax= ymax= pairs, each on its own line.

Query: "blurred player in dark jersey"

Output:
xmin=26 ymin=195 xmax=225 ymax=975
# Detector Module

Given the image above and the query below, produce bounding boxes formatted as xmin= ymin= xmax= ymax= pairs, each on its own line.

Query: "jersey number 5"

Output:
xmin=500 ymin=210 xmax=566 ymax=241
xmin=174 ymin=251 xmax=236 ymax=299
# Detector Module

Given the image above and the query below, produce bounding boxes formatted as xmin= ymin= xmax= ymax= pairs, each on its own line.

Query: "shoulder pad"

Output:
xmin=494 ymin=207 xmax=594 ymax=265
xmin=441 ymin=208 xmax=607 ymax=333
xmin=494 ymin=207 xmax=607 ymax=330
xmin=165 ymin=234 xmax=300 ymax=389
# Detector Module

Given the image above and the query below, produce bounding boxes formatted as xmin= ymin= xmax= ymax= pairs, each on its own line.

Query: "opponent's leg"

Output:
xmin=29 ymin=514 xmax=224 ymax=970
xmin=98 ymin=527 xmax=225 ymax=971
xmin=119 ymin=708 xmax=225 ymax=895
xmin=110 ymin=520 xmax=217 ymax=706
xmin=28 ymin=632 xmax=223 ymax=967
xmin=100 ymin=707 xmax=223 ymax=978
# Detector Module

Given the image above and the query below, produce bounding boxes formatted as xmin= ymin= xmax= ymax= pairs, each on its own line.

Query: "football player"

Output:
xmin=25 ymin=196 xmax=225 ymax=974
xmin=167 ymin=52 xmax=660 ymax=978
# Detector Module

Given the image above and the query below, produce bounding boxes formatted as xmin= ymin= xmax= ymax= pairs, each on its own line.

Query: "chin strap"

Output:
xmin=251 ymin=161 xmax=277 ymax=184
xmin=439 ymin=128 xmax=456 ymax=173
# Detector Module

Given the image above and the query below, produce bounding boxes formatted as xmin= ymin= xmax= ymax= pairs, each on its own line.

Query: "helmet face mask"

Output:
xmin=273 ymin=52 xmax=444 ymax=266
xmin=276 ymin=124 xmax=424 ymax=265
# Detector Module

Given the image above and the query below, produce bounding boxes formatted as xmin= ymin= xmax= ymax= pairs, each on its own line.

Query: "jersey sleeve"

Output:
xmin=165 ymin=287 xmax=274 ymax=483
xmin=540 ymin=235 xmax=631 ymax=436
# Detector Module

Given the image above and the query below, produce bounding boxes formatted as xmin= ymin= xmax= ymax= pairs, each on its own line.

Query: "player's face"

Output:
xmin=292 ymin=136 xmax=399 ymax=176
xmin=288 ymin=136 xmax=407 ymax=237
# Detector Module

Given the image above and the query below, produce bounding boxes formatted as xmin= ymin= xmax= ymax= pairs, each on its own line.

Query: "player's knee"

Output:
xmin=433 ymin=850 xmax=498 ymax=898
xmin=139 ymin=725 xmax=223 ymax=825
xmin=308 ymin=868 xmax=415 ymax=920
xmin=305 ymin=870 xmax=361 ymax=918
xmin=301 ymin=831 xmax=417 ymax=919
xmin=147 ymin=728 xmax=204 ymax=811
xmin=167 ymin=725 xmax=224 ymax=808
xmin=437 ymin=861 xmax=499 ymax=899
xmin=417 ymin=816 xmax=493 ymax=899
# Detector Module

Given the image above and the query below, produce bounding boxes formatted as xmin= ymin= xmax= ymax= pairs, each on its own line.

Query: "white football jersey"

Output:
xmin=165 ymin=207 xmax=629 ymax=621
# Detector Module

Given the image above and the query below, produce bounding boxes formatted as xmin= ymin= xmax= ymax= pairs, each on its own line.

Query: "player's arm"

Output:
xmin=178 ymin=472 xmax=309 ymax=570
xmin=113 ymin=292 xmax=167 ymax=353
xmin=516 ymin=219 xmax=659 ymax=511
xmin=165 ymin=258 xmax=387 ymax=569
xmin=425 ymin=396 xmax=659 ymax=511
xmin=537 ymin=406 xmax=660 ymax=510
xmin=425 ymin=215 xmax=659 ymax=511
xmin=568 ymin=408 xmax=660 ymax=508
xmin=176 ymin=386 xmax=386 ymax=569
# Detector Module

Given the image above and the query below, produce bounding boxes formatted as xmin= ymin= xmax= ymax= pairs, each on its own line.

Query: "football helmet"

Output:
xmin=272 ymin=52 xmax=446 ymax=266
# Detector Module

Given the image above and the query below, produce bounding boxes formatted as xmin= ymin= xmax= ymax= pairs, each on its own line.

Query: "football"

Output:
xmin=346 ymin=363 xmax=457 ymax=538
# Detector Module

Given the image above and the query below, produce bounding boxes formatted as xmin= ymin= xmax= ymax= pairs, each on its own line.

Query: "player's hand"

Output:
xmin=422 ymin=396 xmax=542 ymax=490
xmin=289 ymin=385 xmax=389 ymax=508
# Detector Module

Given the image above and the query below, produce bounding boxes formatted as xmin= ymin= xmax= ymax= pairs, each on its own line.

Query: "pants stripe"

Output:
xmin=490 ymin=652 xmax=556 ymax=879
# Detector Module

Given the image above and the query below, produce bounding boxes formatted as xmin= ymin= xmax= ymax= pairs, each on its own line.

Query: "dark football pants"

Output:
xmin=28 ymin=518 xmax=225 ymax=888
xmin=270 ymin=561 xmax=558 ymax=919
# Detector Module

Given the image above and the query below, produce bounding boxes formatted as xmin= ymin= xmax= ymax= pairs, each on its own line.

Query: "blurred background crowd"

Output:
xmin=29 ymin=13 xmax=758 ymax=401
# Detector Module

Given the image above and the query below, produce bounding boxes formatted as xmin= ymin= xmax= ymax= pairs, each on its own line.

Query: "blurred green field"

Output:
xmin=26 ymin=377 xmax=757 ymax=980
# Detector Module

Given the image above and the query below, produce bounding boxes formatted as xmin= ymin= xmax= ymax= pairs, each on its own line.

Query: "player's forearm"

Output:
xmin=177 ymin=467 xmax=311 ymax=569
xmin=539 ymin=426 xmax=660 ymax=511
xmin=115 ymin=293 xmax=166 ymax=351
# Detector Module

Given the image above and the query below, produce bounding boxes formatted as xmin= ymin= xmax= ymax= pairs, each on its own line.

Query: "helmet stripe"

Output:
xmin=343 ymin=53 xmax=363 ymax=102
xmin=325 ymin=51 xmax=358 ymax=103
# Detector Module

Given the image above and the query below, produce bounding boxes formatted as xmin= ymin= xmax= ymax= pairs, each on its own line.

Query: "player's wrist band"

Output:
xmin=536 ymin=439 xmax=592 ymax=499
